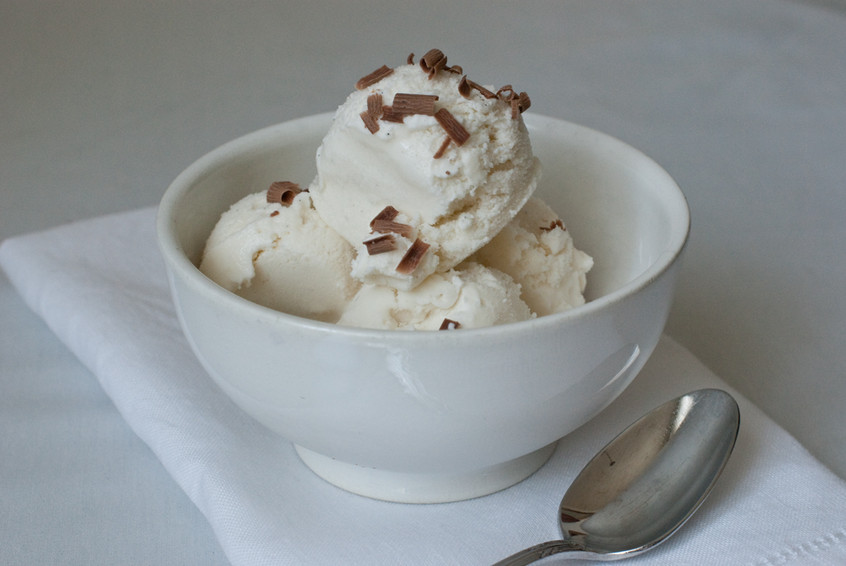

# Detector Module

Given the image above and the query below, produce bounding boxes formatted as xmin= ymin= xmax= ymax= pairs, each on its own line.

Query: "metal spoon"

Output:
xmin=494 ymin=388 xmax=740 ymax=565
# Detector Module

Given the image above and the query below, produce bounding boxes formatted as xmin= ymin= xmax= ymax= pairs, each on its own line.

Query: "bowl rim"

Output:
xmin=157 ymin=112 xmax=690 ymax=343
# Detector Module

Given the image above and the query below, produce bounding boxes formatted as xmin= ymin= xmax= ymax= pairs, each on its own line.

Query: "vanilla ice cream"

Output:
xmin=338 ymin=262 xmax=532 ymax=330
xmin=310 ymin=50 xmax=541 ymax=290
xmin=199 ymin=49 xmax=592 ymax=330
xmin=199 ymin=185 xmax=359 ymax=322
xmin=470 ymin=197 xmax=593 ymax=316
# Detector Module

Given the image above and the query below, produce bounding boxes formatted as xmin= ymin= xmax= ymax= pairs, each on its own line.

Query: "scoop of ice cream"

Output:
xmin=310 ymin=51 xmax=541 ymax=290
xmin=469 ymin=197 xmax=593 ymax=316
xmin=199 ymin=188 xmax=359 ymax=323
xmin=338 ymin=262 xmax=532 ymax=331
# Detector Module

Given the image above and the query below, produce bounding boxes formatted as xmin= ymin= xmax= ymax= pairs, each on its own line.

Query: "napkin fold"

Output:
xmin=2 ymin=207 xmax=845 ymax=565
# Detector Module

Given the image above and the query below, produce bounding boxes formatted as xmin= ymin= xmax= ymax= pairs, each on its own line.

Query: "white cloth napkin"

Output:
xmin=2 ymin=207 xmax=845 ymax=566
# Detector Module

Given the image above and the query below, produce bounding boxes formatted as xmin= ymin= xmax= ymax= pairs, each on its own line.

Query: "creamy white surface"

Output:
xmin=338 ymin=262 xmax=532 ymax=330
xmin=471 ymin=197 xmax=593 ymax=316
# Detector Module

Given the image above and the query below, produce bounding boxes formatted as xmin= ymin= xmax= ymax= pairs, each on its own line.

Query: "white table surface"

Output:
xmin=2 ymin=1 xmax=845 ymax=564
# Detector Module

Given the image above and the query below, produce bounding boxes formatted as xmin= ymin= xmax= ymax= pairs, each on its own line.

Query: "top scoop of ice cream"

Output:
xmin=310 ymin=50 xmax=541 ymax=290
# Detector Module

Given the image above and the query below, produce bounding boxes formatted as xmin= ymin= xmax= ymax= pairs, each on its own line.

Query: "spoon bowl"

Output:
xmin=495 ymin=389 xmax=740 ymax=564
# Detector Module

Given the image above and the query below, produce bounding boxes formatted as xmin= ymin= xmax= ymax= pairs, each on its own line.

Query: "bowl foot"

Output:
xmin=294 ymin=442 xmax=557 ymax=503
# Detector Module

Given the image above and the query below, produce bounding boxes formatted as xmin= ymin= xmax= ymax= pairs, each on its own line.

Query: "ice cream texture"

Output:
xmin=470 ymin=198 xmax=593 ymax=317
xmin=199 ymin=49 xmax=592 ymax=330
xmin=199 ymin=188 xmax=359 ymax=323
xmin=339 ymin=262 xmax=531 ymax=330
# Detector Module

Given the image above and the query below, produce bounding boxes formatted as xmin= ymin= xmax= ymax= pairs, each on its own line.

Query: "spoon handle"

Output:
xmin=492 ymin=539 xmax=586 ymax=565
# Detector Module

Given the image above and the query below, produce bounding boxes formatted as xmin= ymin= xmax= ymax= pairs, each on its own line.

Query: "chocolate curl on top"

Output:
xmin=360 ymin=92 xmax=384 ymax=133
xmin=372 ymin=219 xmax=414 ymax=239
xmin=370 ymin=206 xmax=414 ymax=238
xmin=266 ymin=181 xmax=305 ymax=206
xmin=391 ymin=93 xmax=439 ymax=116
xmin=379 ymin=106 xmax=406 ymax=123
xmin=511 ymin=92 xmax=531 ymax=119
xmin=364 ymin=233 xmax=397 ymax=255
xmin=360 ymin=111 xmax=379 ymax=133
xmin=371 ymin=205 xmax=399 ymax=223
xmin=356 ymin=65 xmax=393 ymax=90
xmin=396 ymin=238 xmax=431 ymax=274
xmin=434 ymin=108 xmax=470 ymax=146
xmin=496 ymin=85 xmax=516 ymax=101
xmin=458 ymin=76 xmax=496 ymax=99
xmin=367 ymin=92 xmax=383 ymax=116
xmin=419 ymin=49 xmax=447 ymax=78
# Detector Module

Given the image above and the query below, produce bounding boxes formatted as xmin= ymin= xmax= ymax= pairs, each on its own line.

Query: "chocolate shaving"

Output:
xmin=407 ymin=53 xmax=415 ymax=65
xmin=439 ymin=318 xmax=462 ymax=330
xmin=495 ymin=86 xmax=531 ymax=118
xmin=433 ymin=136 xmax=452 ymax=159
xmin=458 ymin=76 xmax=496 ymax=99
xmin=446 ymin=64 xmax=463 ymax=75
xmin=370 ymin=206 xmax=415 ymax=238
xmin=360 ymin=110 xmax=380 ymax=133
xmin=360 ymin=92 xmax=385 ymax=133
xmin=367 ymin=92 xmax=383 ymax=117
xmin=396 ymin=238 xmax=430 ymax=274
xmin=419 ymin=49 xmax=447 ymax=78
xmin=270 ymin=210 xmax=280 ymax=217
xmin=379 ymin=106 xmax=406 ymax=123
xmin=540 ymin=219 xmax=565 ymax=231
xmin=434 ymin=108 xmax=470 ymax=146
xmin=511 ymin=92 xmax=531 ymax=119
xmin=392 ymin=93 xmax=438 ymax=116
xmin=266 ymin=181 xmax=304 ymax=206
xmin=355 ymin=65 xmax=393 ymax=90
xmin=457 ymin=76 xmax=472 ymax=98
xmin=371 ymin=206 xmax=399 ymax=224
xmin=364 ymin=233 xmax=397 ymax=255
xmin=372 ymin=219 xmax=414 ymax=238
xmin=474 ymin=81 xmax=497 ymax=99
xmin=496 ymin=85 xmax=516 ymax=101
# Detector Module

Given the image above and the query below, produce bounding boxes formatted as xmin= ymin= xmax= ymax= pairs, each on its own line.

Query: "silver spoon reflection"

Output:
xmin=494 ymin=389 xmax=740 ymax=565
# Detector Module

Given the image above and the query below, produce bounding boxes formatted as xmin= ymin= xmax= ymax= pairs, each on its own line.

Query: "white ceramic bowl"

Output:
xmin=157 ymin=113 xmax=689 ymax=503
